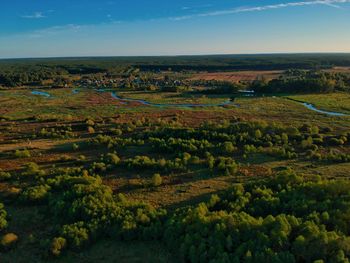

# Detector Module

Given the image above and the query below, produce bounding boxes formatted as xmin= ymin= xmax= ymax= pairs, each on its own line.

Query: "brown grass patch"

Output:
xmin=189 ymin=70 xmax=283 ymax=83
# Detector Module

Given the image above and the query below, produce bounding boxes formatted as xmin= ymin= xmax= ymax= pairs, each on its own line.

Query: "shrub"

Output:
xmin=0 ymin=169 xmax=11 ymax=181
xmin=91 ymin=162 xmax=107 ymax=173
xmin=223 ymin=141 xmax=236 ymax=154
xmin=50 ymin=237 xmax=67 ymax=256
xmin=281 ymin=133 xmax=289 ymax=144
xmin=87 ymin=126 xmax=95 ymax=134
xmin=216 ymin=157 xmax=238 ymax=175
xmin=151 ymin=174 xmax=162 ymax=187
xmin=21 ymin=184 xmax=51 ymax=203
xmin=72 ymin=143 xmax=79 ymax=151
xmin=78 ymin=155 xmax=86 ymax=162
xmin=182 ymin=152 xmax=192 ymax=164
xmin=255 ymin=129 xmax=262 ymax=139
xmin=85 ymin=119 xmax=95 ymax=126
xmin=14 ymin=149 xmax=31 ymax=158
xmin=111 ymin=128 xmax=123 ymax=136
xmin=22 ymin=162 xmax=45 ymax=177
xmin=0 ymin=203 xmax=7 ymax=231
xmin=62 ymin=222 xmax=89 ymax=249
xmin=286 ymin=127 xmax=300 ymax=136
xmin=106 ymin=153 xmax=121 ymax=165
xmin=301 ymin=137 xmax=313 ymax=149
xmin=1 ymin=233 xmax=18 ymax=249
xmin=310 ymin=126 xmax=319 ymax=135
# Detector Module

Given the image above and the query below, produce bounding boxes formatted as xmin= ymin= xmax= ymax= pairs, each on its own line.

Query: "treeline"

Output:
xmin=251 ymin=70 xmax=350 ymax=94
xmin=131 ymin=54 xmax=350 ymax=72
xmin=0 ymin=65 xmax=67 ymax=87
xmin=2 ymin=53 xmax=350 ymax=87
xmin=0 ymin=63 xmax=120 ymax=87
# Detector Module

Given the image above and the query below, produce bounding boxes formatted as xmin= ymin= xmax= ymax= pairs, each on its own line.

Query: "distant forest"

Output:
xmin=2 ymin=53 xmax=350 ymax=72
xmin=1 ymin=54 xmax=350 ymax=92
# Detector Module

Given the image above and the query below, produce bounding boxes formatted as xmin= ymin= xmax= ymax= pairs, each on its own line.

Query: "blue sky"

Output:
xmin=0 ymin=0 xmax=350 ymax=58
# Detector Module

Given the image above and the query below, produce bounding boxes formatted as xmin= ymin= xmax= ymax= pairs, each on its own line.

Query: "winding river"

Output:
xmin=302 ymin=103 xmax=348 ymax=117
xmin=30 ymin=89 xmax=349 ymax=116
xmin=110 ymin=92 xmax=234 ymax=108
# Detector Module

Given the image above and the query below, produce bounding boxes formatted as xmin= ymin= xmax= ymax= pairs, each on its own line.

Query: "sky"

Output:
xmin=0 ymin=0 xmax=350 ymax=58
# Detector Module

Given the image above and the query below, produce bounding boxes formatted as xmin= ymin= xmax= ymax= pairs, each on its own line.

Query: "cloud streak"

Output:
xmin=21 ymin=10 xmax=54 ymax=19
xmin=25 ymin=24 xmax=83 ymax=38
xmin=171 ymin=0 xmax=350 ymax=21
xmin=21 ymin=12 xmax=46 ymax=19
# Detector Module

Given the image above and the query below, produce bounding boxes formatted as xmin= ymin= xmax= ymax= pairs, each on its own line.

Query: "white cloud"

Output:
xmin=21 ymin=12 xmax=46 ymax=19
xmin=171 ymin=0 xmax=350 ymax=21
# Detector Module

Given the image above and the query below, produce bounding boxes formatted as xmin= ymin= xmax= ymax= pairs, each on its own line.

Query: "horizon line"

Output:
xmin=1 ymin=51 xmax=350 ymax=61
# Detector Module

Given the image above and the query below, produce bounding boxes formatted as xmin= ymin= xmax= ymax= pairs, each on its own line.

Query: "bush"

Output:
xmin=1 ymin=233 xmax=18 ymax=250
xmin=72 ymin=143 xmax=79 ymax=151
xmin=106 ymin=153 xmax=121 ymax=165
xmin=86 ymin=119 xmax=95 ymax=126
xmin=151 ymin=174 xmax=162 ymax=187
xmin=14 ymin=149 xmax=31 ymax=158
xmin=91 ymin=162 xmax=107 ymax=173
xmin=77 ymin=155 xmax=86 ymax=162
xmin=301 ymin=137 xmax=313 ymax=149
xmin=223 ymin=141 xmax=236 ymax=154
xmin=216 ymin=157 xmax=238 ymax=175
xmin=21 ymin=184 xmax=51 ymax=203
xmin=0 ymin=169 xmax=11 ymax=181
xmin=0 ymin=203 xmax=7 ymax=231
xmin=22 ymin=162 xmax=45 ymax=177
xmin=62 ymin=222 xmax=89 ymax=249
xmin=50 ymin=237 xmax=67 ymax=256
xmin=87 ymin=126 xmax=95 ymax=134
xmin=111 ymin=128 xmax=123 ymax=136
